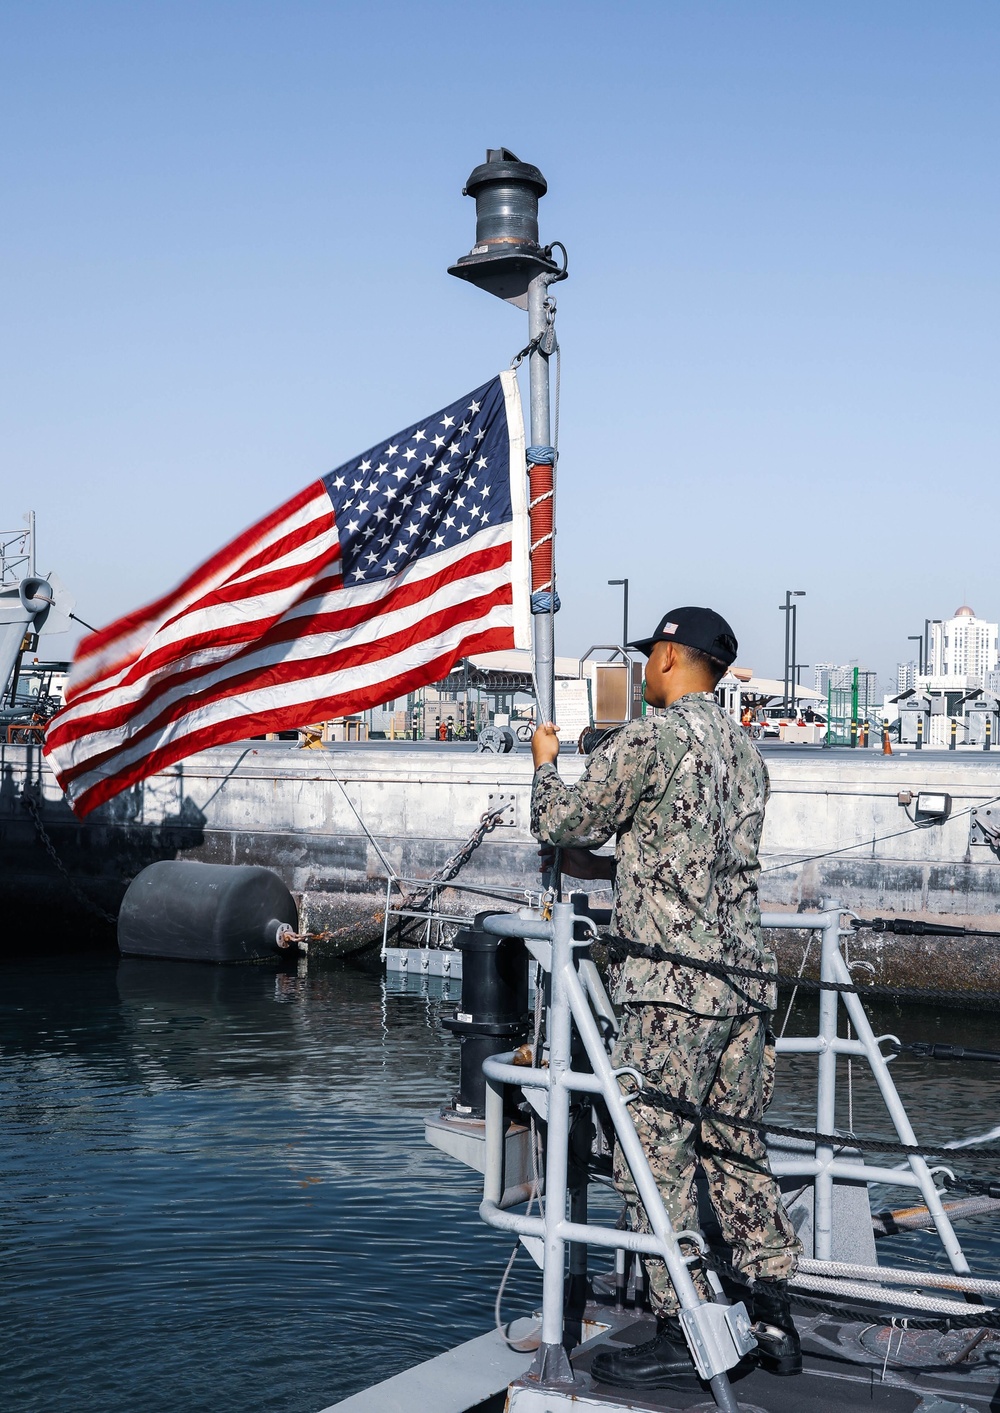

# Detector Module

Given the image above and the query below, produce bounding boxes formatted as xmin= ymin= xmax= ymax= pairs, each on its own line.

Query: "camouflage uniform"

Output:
xmin=531 ymin=693 xmax=800 ymax=1314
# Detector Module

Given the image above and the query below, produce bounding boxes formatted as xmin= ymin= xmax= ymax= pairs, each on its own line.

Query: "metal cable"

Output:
xmin=761 ymin=792 xmax=1000 ymax=874
xmin=597 ymin=933 xmax=1000 ymax=1008
xmin=632 ymin=1077 xmax=1000 ymax=1160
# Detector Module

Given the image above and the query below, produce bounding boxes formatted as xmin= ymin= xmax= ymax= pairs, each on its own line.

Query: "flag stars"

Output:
xmin=468 ymin=400 xmax=481 ymax=414
xmin=432 ymin=434 xmax=446 ymax=449
xmin=403 ymin=447 xmax=417 ymax=462
xmin=441 ymin=414 xmax=455 ymax=428
xmin=475 ymin=456 xmax=488 ymax=471
xmin=413 ymin=429 xmax=426 ymax=442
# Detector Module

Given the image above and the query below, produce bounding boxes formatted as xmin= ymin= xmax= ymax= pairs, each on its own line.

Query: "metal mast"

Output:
xmin=449 ymin=149 xmax=567 ymax=726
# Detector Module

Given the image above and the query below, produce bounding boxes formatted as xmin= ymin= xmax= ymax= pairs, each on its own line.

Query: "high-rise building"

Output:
xmin=814 ymin=662 xmax=879 ymax=714
xmin=896 ymin=661 xmax=917 ymax=694
xmin=928 ymin=607 xmax=999 ymax=685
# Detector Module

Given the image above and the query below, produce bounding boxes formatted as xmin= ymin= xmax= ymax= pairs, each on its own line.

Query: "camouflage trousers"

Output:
xmin=611 ymin=1004 xmax=801 ymax=1316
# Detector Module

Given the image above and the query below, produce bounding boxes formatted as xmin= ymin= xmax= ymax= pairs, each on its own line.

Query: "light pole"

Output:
xmin=449 ymin=149 xmax=568 ymax=726
xmin=907 ymin=634 xmax=925 ymax=678
xmin=608 ymin=579 xmax=629 ymax=649
xmin=779 ymin=591 xmax=806 ymax=712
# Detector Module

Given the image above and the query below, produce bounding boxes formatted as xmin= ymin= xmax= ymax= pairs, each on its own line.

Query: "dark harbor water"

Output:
xmin=2 ymin=951 xmax=999 ymax=1413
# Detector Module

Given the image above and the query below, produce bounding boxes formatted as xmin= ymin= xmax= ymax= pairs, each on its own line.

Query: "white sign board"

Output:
xmin=554 ymin=679 xmax=593 ymax=744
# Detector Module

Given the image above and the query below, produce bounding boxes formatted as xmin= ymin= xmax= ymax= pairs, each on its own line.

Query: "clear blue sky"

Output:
xmin=3 ymin=1 xmax=998 ymax=686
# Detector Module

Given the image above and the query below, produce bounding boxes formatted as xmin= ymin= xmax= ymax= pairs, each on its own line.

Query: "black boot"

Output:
xmin=590 ymin=1314 xmax=702 ymax=1390
xmin=748 ymin=1278 xmax=801 ymax=1376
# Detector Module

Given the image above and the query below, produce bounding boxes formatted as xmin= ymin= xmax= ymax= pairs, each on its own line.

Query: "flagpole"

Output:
xmin=527 ymin=273 xmax=555 ymax=727
xmin=448 ymin=148 xmax=567 ymax=733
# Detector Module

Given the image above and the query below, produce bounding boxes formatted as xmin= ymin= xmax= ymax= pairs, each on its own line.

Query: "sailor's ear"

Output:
xmin=652 ymin=641 xmax=675 ymax=674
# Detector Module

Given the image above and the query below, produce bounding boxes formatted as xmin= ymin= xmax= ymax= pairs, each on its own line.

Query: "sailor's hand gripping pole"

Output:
xmin=478 ymin=903 xmax=753 ymax=1409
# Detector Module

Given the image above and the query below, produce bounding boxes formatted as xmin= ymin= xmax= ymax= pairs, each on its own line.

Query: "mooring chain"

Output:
xmin=397 ymin=801 xmax=512 ymax=915
xmin=20 ymin=787 xmax=118 ymax=926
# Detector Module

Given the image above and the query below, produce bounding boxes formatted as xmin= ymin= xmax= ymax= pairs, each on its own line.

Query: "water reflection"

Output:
xmin=0 ymin=955 xmax=997 ymax=1413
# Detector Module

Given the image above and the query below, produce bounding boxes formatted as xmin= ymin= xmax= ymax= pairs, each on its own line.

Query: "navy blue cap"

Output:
xmin=628 ymin=606 xmax=738 ymax=666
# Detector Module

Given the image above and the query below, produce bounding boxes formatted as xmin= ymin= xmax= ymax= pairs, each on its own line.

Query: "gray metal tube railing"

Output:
xmin=761 ymin=907 xmax=971 ymax=1275
xmin=479 ymin=904 xmax=749 ymax=1409
xmin=475 ymin=900 xmax=974 ymax=1405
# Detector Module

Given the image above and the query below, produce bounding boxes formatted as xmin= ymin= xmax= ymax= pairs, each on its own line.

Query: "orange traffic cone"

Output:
xmin=882 ymin=725 xmax=892 ymax=755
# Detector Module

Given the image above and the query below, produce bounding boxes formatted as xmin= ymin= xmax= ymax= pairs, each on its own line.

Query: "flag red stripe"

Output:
xmin=67 ymin=481 xmax=330 ymax=697
xmin=154 ymin=520 xmax=339 ymax=635
xmin=49 ymin=542 xmax=511 ymax=741
xmin=50 ymin=581 xmax=513 ymax=787
xmin=68 ymin=624 xmax=513 ymax=817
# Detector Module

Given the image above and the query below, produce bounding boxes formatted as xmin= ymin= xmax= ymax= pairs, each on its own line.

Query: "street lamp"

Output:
xmin=779 ymin=591 xmax=806 ymax=711
xmin=907 ymin=635 xmax=925 ymax=677
xmin=608 ymin=579 xmax=629 ymax=649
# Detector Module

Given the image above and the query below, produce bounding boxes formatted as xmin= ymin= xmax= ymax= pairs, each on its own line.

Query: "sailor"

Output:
xmin=530 ymin=606 xmax=802 ymax=1390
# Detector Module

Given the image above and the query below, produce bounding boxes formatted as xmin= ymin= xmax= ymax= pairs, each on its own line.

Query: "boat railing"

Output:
xmin=475 ymin=901 xmax=976 ymax=1410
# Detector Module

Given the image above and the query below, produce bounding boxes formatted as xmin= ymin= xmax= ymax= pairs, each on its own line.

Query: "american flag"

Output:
xmin=45 ymin=372 xmax=529 ymax=817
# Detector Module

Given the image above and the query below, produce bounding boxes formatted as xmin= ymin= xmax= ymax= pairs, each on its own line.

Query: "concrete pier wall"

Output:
xmin=2 ymin=741 xmax=999 ymax=979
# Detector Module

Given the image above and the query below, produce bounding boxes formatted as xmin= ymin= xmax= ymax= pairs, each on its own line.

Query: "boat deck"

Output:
xmin=325 ymin=1290 xmax=1000 ymax=1413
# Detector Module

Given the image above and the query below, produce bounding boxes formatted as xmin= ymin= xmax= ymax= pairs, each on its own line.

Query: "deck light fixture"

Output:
xmin=915 ymin=792 xmax=951 ymax=821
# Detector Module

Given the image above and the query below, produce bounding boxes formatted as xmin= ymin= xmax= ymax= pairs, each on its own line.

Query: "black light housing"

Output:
xmin=448 ymin=147 xmax=561 ymax=309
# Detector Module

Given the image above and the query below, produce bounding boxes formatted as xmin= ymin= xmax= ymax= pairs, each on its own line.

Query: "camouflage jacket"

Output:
xmin=530 ymin=693 xmax=776 ymax=1016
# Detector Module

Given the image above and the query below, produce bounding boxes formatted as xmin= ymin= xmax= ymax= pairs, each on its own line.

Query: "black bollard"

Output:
xmin=441 ymin=914 xmax=529 ymax=1117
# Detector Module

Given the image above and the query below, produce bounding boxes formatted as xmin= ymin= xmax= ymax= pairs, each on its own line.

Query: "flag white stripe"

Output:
xmin=70 ymin=486 xmax=334 ymax=689
xmin=64 ymin=600 xmax=514 ymax=802
xmin=52 ymin=541 xmax=513 ymax=760
xmin=57 ymin=523 xmax=511 ymax=727
xmin=500 ymin=369 xmax=531 ymax=651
